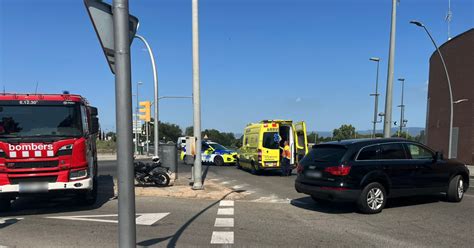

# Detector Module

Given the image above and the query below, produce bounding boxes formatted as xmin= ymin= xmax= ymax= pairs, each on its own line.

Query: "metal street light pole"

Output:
xmin=397 ymin=78 xmax=405 ymax=137
xmin=192 ymin=0 xmax=203 ymax=189
xmin=383 ymin=0 xmax=398 ymax=138
xmin=134 ymin=35 xmax=159 ymax=158
xmin=410 ymin=20 xmax=454 ymax=158
xmin=370 ymin=57 xmax=381 ymax=138
xmin=135 ymin=81 xmax=143 ymax=155
xmin=112 ymin=0 xmax=136 ymax=246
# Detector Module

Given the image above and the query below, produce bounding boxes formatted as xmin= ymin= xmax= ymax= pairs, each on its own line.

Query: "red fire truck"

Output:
xmin=0 ymin=93 xmax=99 ymax=211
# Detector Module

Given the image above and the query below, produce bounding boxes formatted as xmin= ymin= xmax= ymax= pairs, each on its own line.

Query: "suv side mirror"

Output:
xmin=434 ymin=151 xmax=444 ymax=161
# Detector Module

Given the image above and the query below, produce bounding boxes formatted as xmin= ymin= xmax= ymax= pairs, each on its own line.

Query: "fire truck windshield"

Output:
xmin=0 ymin=104 xmax=84 ymax=138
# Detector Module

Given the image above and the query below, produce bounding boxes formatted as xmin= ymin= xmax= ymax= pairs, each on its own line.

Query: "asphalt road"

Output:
xmin=1 ymin=160 xmax=473 ymax=247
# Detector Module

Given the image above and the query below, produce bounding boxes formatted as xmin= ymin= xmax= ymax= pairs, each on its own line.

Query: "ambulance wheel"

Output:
xmin=250 ymin=162 xmax=259 ymax=175
xmin=214 ymin=156 xmax=224 ymax=166
xmin=0 ymin=199 xmax=11 ymax=212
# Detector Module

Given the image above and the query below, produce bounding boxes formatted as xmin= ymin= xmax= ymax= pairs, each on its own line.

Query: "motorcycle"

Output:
xmin=134 ymin=157 xmax=171 ymax=187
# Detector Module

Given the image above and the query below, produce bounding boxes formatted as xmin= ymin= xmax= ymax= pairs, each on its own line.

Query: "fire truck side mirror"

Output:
xmin=89 ymin=106 xmax=98 ymax=116
xmin=91 ymin=117 xmax=99 ymax=135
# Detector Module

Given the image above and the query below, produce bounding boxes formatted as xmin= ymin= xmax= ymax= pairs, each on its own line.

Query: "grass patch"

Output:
xmin=97 ymin=140 xmax=116 ymax=153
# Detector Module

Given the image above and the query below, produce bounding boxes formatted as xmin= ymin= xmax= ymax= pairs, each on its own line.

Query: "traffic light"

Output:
xmin=139 ymin=101 xmax=151 ymax=122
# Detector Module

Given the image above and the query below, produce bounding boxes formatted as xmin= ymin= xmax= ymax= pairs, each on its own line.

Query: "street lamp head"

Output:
xmin=398 ymin=78 xmax=405 ymax=82
xmin=453 ymin=99 xmax=469 ymax=104
xmin=137 ymin=81 xmax=143 ymax=85
xmin=369 ymin=57 xmax=380 ymax=62
xmin=409 ymin=20 xmax=424 ymax=27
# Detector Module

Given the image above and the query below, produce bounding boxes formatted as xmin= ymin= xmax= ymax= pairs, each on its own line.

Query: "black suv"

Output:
xmin=295 ymin=138 xmax=470 ymax=214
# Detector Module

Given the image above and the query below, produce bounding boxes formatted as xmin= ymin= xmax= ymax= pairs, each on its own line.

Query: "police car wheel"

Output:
xmin=214 ymin=156 xmax=224 ymax=166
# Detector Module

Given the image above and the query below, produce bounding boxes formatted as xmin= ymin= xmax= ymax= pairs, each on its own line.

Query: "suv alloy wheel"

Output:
xmin=357 ymin=182 xmax=387 ymax=214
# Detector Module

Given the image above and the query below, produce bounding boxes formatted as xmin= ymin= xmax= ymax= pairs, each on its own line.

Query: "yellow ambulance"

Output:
xmin=238 ymin=120 xmax=308 ymax=174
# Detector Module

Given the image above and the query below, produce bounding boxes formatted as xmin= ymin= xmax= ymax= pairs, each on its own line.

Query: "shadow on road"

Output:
xmin=291 ymin=194 xmax=446 ymax=214
xmin=0 ymin=175 xmax=115 ymax=217
xmin=137 ymin=190 xmax=238 ymax=247
xmin=385 ymin=195 xmax=444 ymax=209
xmin=290 ymin=197 xmax=355 ymax=214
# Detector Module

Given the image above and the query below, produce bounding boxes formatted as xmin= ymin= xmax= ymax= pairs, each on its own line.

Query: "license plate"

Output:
xmin=19 ymin=183 xmax=48 ymax=193
xmin=306 ymin=171 xmax=322 ymax=178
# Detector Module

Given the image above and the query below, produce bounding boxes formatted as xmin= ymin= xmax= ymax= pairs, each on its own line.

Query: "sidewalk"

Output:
xmin=97 ymin=153 xmax=152 ymax=161
xmin=112 ymin=169 xmax=248 ymax=200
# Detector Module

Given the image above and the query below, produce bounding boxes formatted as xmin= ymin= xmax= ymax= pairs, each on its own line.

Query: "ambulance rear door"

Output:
xmin=294 ymin=121 xmax=308 ymax=162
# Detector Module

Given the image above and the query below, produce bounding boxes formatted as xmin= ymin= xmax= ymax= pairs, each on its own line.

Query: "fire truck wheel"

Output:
xmin=0 ymin=199 xmax=11 ymax=212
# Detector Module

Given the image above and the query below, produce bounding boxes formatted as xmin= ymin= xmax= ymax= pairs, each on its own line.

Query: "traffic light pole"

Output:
xmin=112 ymin=0 xmax=136 ymax=246
xmin=134 ymin=34 xmax=159 ymax=158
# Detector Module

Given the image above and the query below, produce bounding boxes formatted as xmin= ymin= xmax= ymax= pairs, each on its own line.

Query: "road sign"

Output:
xmin=46 ymin=213 xmax=169 ymax=226
xmin=84 ymin=0 xmax=139 ymax=74
xmin=132 ymin=119 xmax=142 ymax=134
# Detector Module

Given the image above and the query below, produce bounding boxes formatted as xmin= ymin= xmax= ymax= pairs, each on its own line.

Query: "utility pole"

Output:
xmin=192 ymin=0 xmax=203 ymax=189
xmin=135 ymin=82 xmax=142 ymax=155
xmin=383 ymin=0 xmax=398 ymax=138
xmin=134 ymin=35 xmax=159 ymax=158
xmin=397 ymin=78 xmax=405 ymax=137
xmin=146 ymin=121 xmax=149 ymax=156
xmin=112 ymin=0 xmax=136 ymax=246
xmin=370 ymin=57 xmax=381 ymax=138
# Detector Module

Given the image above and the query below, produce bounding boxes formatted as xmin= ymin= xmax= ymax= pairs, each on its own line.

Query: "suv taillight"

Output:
xmin=324 ymin=165 xmax=351 ymax=176
xmin=257 ymin=149 xmax=262 ymax=163
xmin=296 ymin=163 xmax=303 ymax=174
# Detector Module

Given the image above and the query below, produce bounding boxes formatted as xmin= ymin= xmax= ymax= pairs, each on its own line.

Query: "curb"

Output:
xmin=467 ymin=165 xmax=473 ymax=177
xmin=97 ymin=153 xmax=152 ymax=161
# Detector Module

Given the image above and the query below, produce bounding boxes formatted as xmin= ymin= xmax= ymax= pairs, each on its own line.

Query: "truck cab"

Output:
xmin=0 ymin=93 xmax=99 ymax=211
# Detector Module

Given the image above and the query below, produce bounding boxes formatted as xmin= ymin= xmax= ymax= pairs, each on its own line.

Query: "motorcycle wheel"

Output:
xmin=152 ymin=173 xmax=170 ymax=187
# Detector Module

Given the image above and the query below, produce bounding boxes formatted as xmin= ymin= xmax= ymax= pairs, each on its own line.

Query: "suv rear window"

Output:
xmin=301 ymin=145 xmax=347 ymax=164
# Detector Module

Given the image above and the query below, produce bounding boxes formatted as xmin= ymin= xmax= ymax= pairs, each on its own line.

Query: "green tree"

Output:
xmin=307 ymin=132 xmax=319 ymax=144
xmin=202 ymin=129 xmax=237 ymax=147
xmin=106 ymin=132 xmax=117 ymax=142
xmin=332 ymin=124 xmax=356 ymax=140
xmin=185 ymin=126 xmax=193 ymax=136
xmin=142 ymin=120 xmax=183 ymax=143
xmin=391 ymin=131 xmax=413 ymax=140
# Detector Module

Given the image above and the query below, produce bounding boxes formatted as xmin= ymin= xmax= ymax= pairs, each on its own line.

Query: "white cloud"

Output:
xmin=295 ymin=97 xmax=302 ymax=102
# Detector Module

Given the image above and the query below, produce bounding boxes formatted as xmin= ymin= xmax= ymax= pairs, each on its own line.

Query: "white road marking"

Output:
xmin=46 ymin=213 xmax=169 ymax=226
xmin=211 ymin=231 xmax=234 ymax=244
xmin=217 ymin=208 xmax=234 ymax=215
xmin=214 ymin=218 xmax=234 ymax=227
xmin=250 ymin=194 xmax=291 ymax=203
xmin=219 ymin=200 xmax=234 ymax=207
xmin=135 ymin=213 xmax=170 ymax=226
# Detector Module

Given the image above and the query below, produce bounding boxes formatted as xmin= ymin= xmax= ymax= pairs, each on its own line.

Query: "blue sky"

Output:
xmin=1 ymin=0 xmax=473 ymax=134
